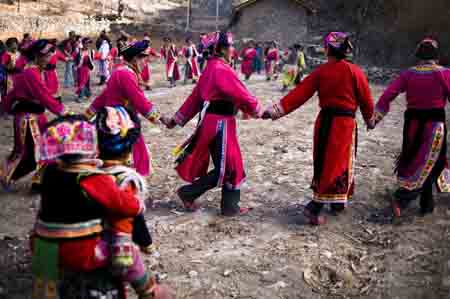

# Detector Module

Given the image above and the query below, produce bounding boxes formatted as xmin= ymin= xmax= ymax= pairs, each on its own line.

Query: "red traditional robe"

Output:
xmin=160 ymin=45 xmax=180 ymax=81
xmin=272 ymin=59 xmax=374 ymax=203
xmin=265 ymin=48 xmax=279 ymax=77
xmin=44 ymin=50 xmax=67 ymax=96
xmin=140 ymin=47 xmax=159 ymax=85
xmin=240 ymin=47 xmax=257 ymax=77
xmin=182 ymin=45 xmax=200 ymax=80
xmin=173 ymin=57 xmax=262 ymax=189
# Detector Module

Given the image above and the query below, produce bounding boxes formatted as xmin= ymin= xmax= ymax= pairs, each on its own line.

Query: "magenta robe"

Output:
xmin=87 ymin=65 xmax=159 ymax=176
xmin=44 ymin=50 xmax=66 ymax=96
xmin=374 ymin=64 xmax=450 ymax=192
xmin=240 ymin=48 xmax=257 ymax=77
xmin=173 ymin=57 xmax=262 ymax=189
xmin=140 ymin=48 xmax=158 ymax=84
xmin=1 ymin=65 xmax=65 ymax=185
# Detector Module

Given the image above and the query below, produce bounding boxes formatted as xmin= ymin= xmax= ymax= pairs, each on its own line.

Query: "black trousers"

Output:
xmin=177 ymin=133 xmax=241 ymax=216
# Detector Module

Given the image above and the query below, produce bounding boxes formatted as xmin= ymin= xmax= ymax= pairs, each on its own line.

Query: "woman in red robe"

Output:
xmin=140 ymin=36 xmax=160 ymax=90
xmin=265 ymin=41 xmax=279 ymax=81
xmin=263 ymin=32 xmax=374 ymax=225
xmin=75 ymin=38 xmax=95 ymax=102
xmin=160 ymin=37 xmax=180 ymax=88
xmin=240 ymin=40 xmax=257 ymax=80
xmin=44 ymin=46 xmax=67 ymax=99
xmin=163 ymin=32 xmax=263 ymax=216
xmin=0 ymin=39 xmax=66 ymax=190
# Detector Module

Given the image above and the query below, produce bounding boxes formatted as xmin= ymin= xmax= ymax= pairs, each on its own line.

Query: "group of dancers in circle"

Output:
xmin=0 ymin=29 xmax=449 ymax=298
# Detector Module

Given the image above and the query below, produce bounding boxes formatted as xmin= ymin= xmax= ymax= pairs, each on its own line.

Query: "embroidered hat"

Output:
xmin=201 ymin=31 xmax=233 ymax=49
xmin=22 ymin=39 xmax=56 ymax=60
xmin=120 ymin=40 xmax=150 ymax=62
xmin=39 ymin=115 xmax=98 ymax=162
xmin=324 ymin=32 xmax=353 ymax=51
xmin=96 ymin=106 xmax=141 ymax=159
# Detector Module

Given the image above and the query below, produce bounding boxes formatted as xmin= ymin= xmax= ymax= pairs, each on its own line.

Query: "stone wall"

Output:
xmin=231 ymin=0 xmax=309 ymax=47
xmin=0 ymin=14 xmax=113 ymax=39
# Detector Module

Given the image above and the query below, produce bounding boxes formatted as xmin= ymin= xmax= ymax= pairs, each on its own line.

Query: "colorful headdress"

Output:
xmin=201 ymin=31 xmax=233 ymax=49
xmin=22 ymin=39 xmax=56 ymax=60
xmin=324 ymin=32 xmax=353 ymax=52
xmin=39 ymin=115 xmax=98 ymax=162
xmin=96 ymin=106 xmax=141 ymax=159
xmin=120 ymin=40 xmax=150 ymax=62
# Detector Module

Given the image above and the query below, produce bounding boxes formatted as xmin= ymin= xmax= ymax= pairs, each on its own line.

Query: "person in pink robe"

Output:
xmin=140 ymin=35 xmax=160 ymax=91
xmin=240 ymin=40 xmax=257 ymax=80
xmin=162 ymin=32 xmax=263 ymax=216
xmin=369 ymin=37 xmax=450 ymax=218
xmin=265 ymin=41 xmax=279 ymax=81
xmin=160 ymin=37 xmax=180 ymax=88
xmin=182 ymin=37 xmax=200 ymax=84
xmin=44 ymin=47 xmax=67 ymax=99
xmin=0 ymin=39 xmax=66 ymax=190
xmin=75 ymin=38 xmax=95 ymax=102
xmin=85 ymin=40 xmax=163 ymax=176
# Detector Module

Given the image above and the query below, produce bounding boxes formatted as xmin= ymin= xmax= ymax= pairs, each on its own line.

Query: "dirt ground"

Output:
xmin=1 ymin=62 xmax=450 ymax=299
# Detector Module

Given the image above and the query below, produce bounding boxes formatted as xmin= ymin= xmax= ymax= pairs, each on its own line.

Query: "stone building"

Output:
xmin=229 ymin=0 xmax=315 ymax=47
xmin=188 ymin=0 xmax=234 ymax=31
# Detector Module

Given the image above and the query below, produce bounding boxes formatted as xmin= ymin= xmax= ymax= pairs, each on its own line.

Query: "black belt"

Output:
xmin=11 ymin=101 xmax=45 ymax=114
xmin=405 ymin=108 xmax=445 ymax=122
xmin=45 ymin=64 xmax=57 ymax=71
xmin=314 ymin=108 xmax=356 ymax=183
xmin=206 ymin=100 xmax=236 ymax=116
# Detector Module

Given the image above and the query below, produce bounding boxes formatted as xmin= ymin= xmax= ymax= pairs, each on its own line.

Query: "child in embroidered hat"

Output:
xmin=34 ymin=114 xmax=172 ymax=299
xmin=95 ymin=106 xmax=156 ymax=267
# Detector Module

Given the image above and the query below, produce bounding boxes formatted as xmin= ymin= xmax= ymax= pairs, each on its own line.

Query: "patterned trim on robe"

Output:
xmin=313 ymin=125 xmax=356 ymax=203
xmin=216 ymin=120 xmax=228 ymax=187
xmin=35 ymin=219 xmax=103 ymax=239
xmin=1 ymin=114 xmax=42 ymax=184
xmin=398 ymin=123 xmax=445 ymax=191
xmin=437 ymin=168 xmax=450 ymax=192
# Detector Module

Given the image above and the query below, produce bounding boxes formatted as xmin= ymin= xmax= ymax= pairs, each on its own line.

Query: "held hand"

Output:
xmin=366 ymin=119 xmax=376 ymax=131
xmin=160 ymin=115 xmax=177 ymax=129
xmin=261 ymin=108 xmax=273 ymax=120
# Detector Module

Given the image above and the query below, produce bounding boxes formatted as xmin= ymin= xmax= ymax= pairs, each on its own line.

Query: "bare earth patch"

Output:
xmin=0 ymin=64 xmax=449 ymax=299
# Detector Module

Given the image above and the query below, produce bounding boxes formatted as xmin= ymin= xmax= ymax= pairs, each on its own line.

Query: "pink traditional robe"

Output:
xmin=86 ymin=64 xmax=160 ymax=176
xmin=173 ymin=57 xmax=262 ymax=189
xmin=240 ymin=47 xmax=257 ymax=77
xmin=373 ymin=64 xmax=450 ymax=192
xmin=1 ymin=65 xmax=65 ymax=185
xmin=44 ymin=50 xmax=67 ymax=96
